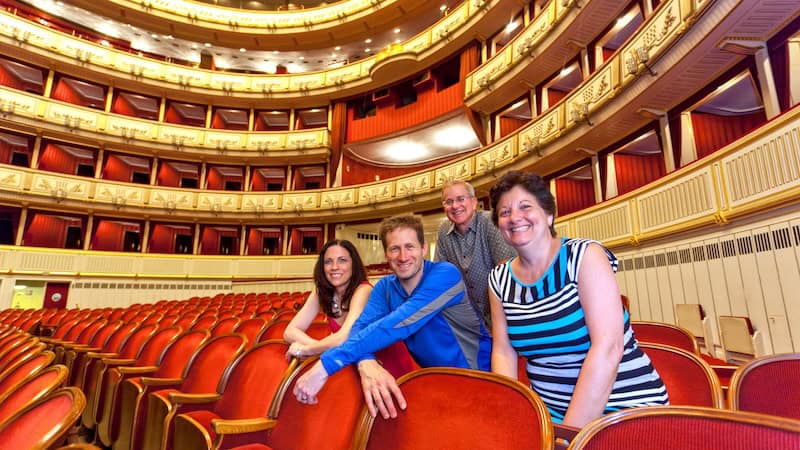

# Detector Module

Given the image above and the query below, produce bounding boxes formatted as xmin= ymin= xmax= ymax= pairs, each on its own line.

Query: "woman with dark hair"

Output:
xmin=487 ymin=170 xmax=668 ymax=428
xmin=284 ymin=239 xmax=416 ymax=376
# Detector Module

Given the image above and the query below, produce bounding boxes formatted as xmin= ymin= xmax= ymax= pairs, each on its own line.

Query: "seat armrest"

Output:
xmin=102 ymin=358 xmax=137 ymax=367
xmin=140 ymin=377 xmax=183 ymax=387
xmin=87 ymin=351 xmax=119 ymax=359
xmin=168 ymin=392 xmax=221 ymax=406
xmin=117 ymin=366 xmax=157 ymax=375
xmin=73 ymin=346 xmax=103 ymax=354
xmin=554 ymin=424 xmax=581 ymax=450
xmin=212 ymin=417 xmax=277 ymax=435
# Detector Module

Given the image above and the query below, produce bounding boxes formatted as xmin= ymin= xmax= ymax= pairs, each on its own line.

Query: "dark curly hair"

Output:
xmin=313 ymin=239 xmax=368 ymax=317
xmin=489 ymin=170 xmax=557 ymax=237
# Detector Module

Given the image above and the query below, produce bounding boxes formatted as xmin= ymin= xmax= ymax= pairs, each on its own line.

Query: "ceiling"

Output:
xmin=23 ymin=0 xmax=453 ymax=72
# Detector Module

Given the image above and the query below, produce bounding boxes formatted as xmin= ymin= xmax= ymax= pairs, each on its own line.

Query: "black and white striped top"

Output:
xmin=488 ymin=238 xmax=668 ymax=422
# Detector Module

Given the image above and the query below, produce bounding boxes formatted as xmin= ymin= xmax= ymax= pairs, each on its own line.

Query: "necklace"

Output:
xmin=331 ymin=293 xmax=342 ymax=316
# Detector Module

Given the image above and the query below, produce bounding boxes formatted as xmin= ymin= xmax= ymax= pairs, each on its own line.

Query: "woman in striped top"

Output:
xmin=487 ymin=171 xmax=668 ymax=428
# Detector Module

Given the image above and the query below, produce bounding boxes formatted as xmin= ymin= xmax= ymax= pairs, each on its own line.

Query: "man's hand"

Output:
xmin=357 ymin=359 xmax=406 ymax=419
xmin=293 ymin=361 xmax=328 ymax=404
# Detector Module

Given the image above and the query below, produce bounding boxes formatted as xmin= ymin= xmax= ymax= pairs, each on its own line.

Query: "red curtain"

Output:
xmin=555 ymin=179 xmax=595 ymax=216
xmin=498 ymin=117 xmax=527 ymax=138
xmin=289 ymin=227 xmax=323 ymax=255
xmin=200 ymin=227 xmax=239 ymax=255
xmin=547 ymin=89 xmax=567 ymax=108
xmin=246 ymin=227 xmax=282 ymax=255
xmin=601 ymin=47 xmax=615 ymax=63
xmin=38 ymin=144 xmax=78 ymax=175
xmin=345 ymin=82 xmax=463 ymax=142
xmin=0 ymin=59 xmax=44 ymax=93
xmin=614 ymin=153 xmax=666 ymax=195
xmin=691 ymin=111 xmax=767 ymax=159
xmin=459 ymin=44 xmax=480 ymax=80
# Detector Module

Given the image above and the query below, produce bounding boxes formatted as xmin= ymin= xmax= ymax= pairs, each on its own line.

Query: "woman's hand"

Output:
xmin=286 ymin=342 xmax=310 ymax=360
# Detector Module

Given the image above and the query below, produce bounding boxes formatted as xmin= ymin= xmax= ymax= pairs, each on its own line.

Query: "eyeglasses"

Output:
xmin=442 ymin=195 xmax=471 ymax=207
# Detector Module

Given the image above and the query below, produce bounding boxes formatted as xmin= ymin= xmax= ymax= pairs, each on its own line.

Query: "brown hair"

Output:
xmin=489 ymin=170 xmax=557 ymax=237
xmin=378 ymin=214 xmax=425 ymax=251
xmin=313 ymin=239 xmax=368 ymax=317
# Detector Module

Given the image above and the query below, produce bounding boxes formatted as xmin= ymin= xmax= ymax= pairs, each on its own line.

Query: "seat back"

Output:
xmin=153 ymin=330 xmax=211 ymax=378
xmin=0 ymin=387 xmax=86 ymax=449
xmin=0 ymin=365 xmax=68 ymax=426
xmin=0 ymin=349 xmax=56 ymax=400
xmin=354 ymin=368 xmax=553 ymax=450
xmin=568 ymin=406 xmax=800 ymax=450
xmin=190 ymin=316 xmax=217 ymax=331
xmin=267 ymin=358 xmax=363 ymax=450
xmin=179 ymin=334 xmax=248 ymax=393
xmin=306 ymin=321 xmax=333 ymax=340
xmin=631 ymin=321 xmax=701 ymax=354
xmin=84 ymin=320 xmax=124 ymax=349
xmin=729 ymin=353 xmax=800 ymax=420
xmin=61 ymin=318 xmax=97 ymax=342
xmin=51 ymin=318 xmax=80 ymax=339
xmin=259 ymin=319 xmax=291 ymax=342
xmin=115 ymin=324 xmax=158 ymax=360
xmin=99 ymin=322 xmax=140 ymax=354
xmin=134 ymin=326 xmax=183 ymax=367
xmin=639 ymin=343 xmax=724 ymax=408
xmin=73 ymin=319 xmax=109 ymax=346
xmin=0 ymin=342 xmax=46 ymax=373
xmin=233 ymin=318 xmax=268 ymax=347
xmin=210 ymin=317 xmax=240 ymax=337
xmin=214 ymin=341 xmax=294 ymax=419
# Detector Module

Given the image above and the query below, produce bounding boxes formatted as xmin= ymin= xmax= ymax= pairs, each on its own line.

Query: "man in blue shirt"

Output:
xmin=293 ymin=214 xmax=491 ymax=419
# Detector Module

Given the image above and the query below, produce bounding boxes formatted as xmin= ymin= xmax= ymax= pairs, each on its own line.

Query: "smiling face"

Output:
xmin=323 ymin=244 xmax=353 ymax=293
xmin=496 ymin=185 xmax=555 ymax=249
xmin=384 ymin=226 xmax=428 ymax=290
xmin=442 ymin=183 xmax=478 ymax=233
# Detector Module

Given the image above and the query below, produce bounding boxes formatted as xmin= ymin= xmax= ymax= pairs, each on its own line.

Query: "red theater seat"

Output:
xmin=729 ymin=353 xmax=800 ymax=421
xmin=0 ymin=387 xmax=86 ymax=449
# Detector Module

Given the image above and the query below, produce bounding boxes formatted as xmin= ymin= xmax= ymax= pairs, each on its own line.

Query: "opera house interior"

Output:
xmin=0 ymin=0 xmax=799 ymax=447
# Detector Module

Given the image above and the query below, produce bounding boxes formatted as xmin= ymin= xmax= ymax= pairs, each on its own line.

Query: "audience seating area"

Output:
xmin=0 ymin=294 xmax=799 ymax=449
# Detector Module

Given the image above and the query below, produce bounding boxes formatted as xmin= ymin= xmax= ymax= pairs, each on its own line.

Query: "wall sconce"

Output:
xmin=522 ymin=134 xmax=542 ymax=157
xmin=293 ymin=203 xmax=304 ymax=215
xmin=165 ymin=200 xmax=177 ymax=214
xmin=626 ymin=46 xmax=657 ymax=77
xmin=570 ymin=103 xmax=593 ymax=126
xmin=112 ymin=194 xmax=126 ymax=208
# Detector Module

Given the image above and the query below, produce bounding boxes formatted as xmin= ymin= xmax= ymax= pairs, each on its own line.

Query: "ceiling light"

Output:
xmin=151 ymin=34 xmax=158 ymax=39
xmin=615 ymin=10 xmax=637 ymax=30
xmin=560 ymin=65 xmax=575 ymax=77
xmin=440 ymin=4 xmax=447 ymax=11
xmin=204 ymin=42 xmax=212 ymax=47
xmin=273 ymin=50 xmax=279 ymax=54
xmin=394 ymin=28 xmax=401 ymax=33
xmin=365 ymin=38 xmax=372 ymax=44
xmin=38 ymin=18 xmax=48 ymax=26
xmin=394 ymin=39 xmax=402 ymax=44
xmin=299 ymin=56 xmax=305 ymax=60
xmin=335 ymin=46 xmax=341 ymax=50
xmin=240 ymin=48 xmax=247 ymax=52
xmin=505 ymin=20 xmax=519 ymax=33
xmin=13 ymin=285 xmax=27 ymax=290
xmin=365 ymin=48 xmax=371 ymax=52
xmin=386 ymin=141 xmax=428 ymax=162
xmin=100 ymin=39 xmax=110 ymax=47
xmin=191 ymin=43 xmax=198 ymax=49
xmin=434 ymin=125 xmax=478 ymax=149
xmin=164 ymin=35 xmax=173 ymax=40
xmin=331 ymin=53 xmax=337 ymax=57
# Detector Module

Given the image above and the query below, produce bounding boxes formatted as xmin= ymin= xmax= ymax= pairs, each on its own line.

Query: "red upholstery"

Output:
xmin=0 ymin=337 xmax=40 ymax=373
xmin=259 ymin=320 xmax=291 ymax=342
xmin=140 ymin=334 xmax=248 ymax=450
xmin=191 ymin=316 xmax=217 ymax=331
xmin=171 ymin=341 xmax=293 ymax=449
xmin=568 ymin=406 xmax=800 ymax=450
xmin=0 ymin=365 xmax=68 ymax=426
xmin=729 ymin=353 xmax=800 ymax=420
xmin=69 ymin=321 xmax=135 ymax=388
xmin=210 ymin=317 xmax=241 ymax=337
xmin=0 ymin=342 xmax=46 ymax=373
xmin=0 ymin=387 xmax=86 ymax=449
xmin=265 ymin=359 xmax=364 ymax=450
xmin=639 ymin=343 xmax=724 ymax=408
xmin=355 ymin=368 xmax=553 ymax=450
xmin=233 ymin=318 xmax=268 ymax=348
xmin=632 ymin=321 xmax=701 ymax=354
xmin=111 ymin=330 xmax=210 ymax=449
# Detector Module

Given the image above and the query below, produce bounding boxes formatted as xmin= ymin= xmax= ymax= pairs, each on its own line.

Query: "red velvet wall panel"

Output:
xmin=614 ymin=153 xmax=666 ymax=195
xmin=498 ymin=117 xmax=527 ymax=138
xmin=547 ymin=89 xmax=567 ymax=108
xmin=345 ymin=82 xmax=463 ymax=142
xmin=38 ymin=144 xmax=79 ymax=175
xmin=157 ymin=162 xmax=181 ymax=187
xmin=149 ymin=224 xmax=191 ymax=253
xmin=246 ymin=228 xmax=282 ymax=255
xmin=691 ymin=111 xmax=766 ymax=159
xmin=0 ymin=59 xmax=44 ymax=93
xmin=288 ymin=227 xmax=323 ymax=255
xmin=206 ymin=168 xmax=223 ymax=190
xmin=24 ymin=213 xmax=80 ymax=248
xmin=200 ymin=227 xmax=239 ymax=255
xmin=102 ymin=154 xmax=134 ymax=183
xmin=340 ymin=154 xmax=440 ymax=186
xmin=555 ymin=178 xmax=595 ymax=216
xmin=91 ymin=220 xmax=140 ymax=252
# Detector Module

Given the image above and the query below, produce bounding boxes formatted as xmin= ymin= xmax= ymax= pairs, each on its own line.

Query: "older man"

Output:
xmin=436 ymin=179 xmax=515 ymax=328
xmin=293 ymin=214 xmax=490 ymax=419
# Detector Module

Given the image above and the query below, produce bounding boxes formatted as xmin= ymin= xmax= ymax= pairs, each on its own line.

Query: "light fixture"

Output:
xmin=13 ymin=285 xmax=27 ymax=290
xmin=394 ymin=28 xmax=401 ymax=33
xmin=365 ymin=48 xmax=371 ymax=52
xmin=505 ymin=20 xmax=519 ymax=34
xmin=625 ymin=45 xmax=656 ymax=77
xmin=434 ymin=125 xmax=477 ymax=149
xmin=570 ymin=103 xmax=593 ymax=126
xmin=239 ymin=48 xmax=247 ymax=52
xmin=365 ymin=38 xmax=372 ymax=44
xmin=386 ymin=141 xmax=428 ymax=162
xmin=204 ymin=42 xmax=212 ymax=47
xmin=100 ymin=39 xmax=110 ymax=47
xmin=335 ymin=46 xmax=341 ymax=50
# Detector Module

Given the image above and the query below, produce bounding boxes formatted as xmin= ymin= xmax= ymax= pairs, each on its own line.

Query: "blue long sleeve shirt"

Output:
xmin=320 ymin=260 xmax=491 ymax=375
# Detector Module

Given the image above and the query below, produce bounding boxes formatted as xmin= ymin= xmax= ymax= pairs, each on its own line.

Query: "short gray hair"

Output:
xmin=440 ymin=179 xmax=476 ymax=200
